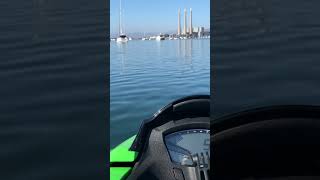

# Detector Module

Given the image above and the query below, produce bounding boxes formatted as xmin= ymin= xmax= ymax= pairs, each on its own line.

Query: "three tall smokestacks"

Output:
xmin=178 ymin=8 xmax=193 ymax=36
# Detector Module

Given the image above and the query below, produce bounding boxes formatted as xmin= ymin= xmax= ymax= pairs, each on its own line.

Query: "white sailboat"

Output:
xmin=142 ymin=32 xmax=147 ymax=40
xmin=156 ymin=33 xmax=165 ymax=41
xmin=116 ymin=0 xmax=128 ymax=43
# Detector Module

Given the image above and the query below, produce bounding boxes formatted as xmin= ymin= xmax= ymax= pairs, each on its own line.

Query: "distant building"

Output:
xmin=198 ymin=27 xmax=205 ymax=37
xmin=203 ymin=31 xmax=210 ymax=37
xmin=193 ymin=27 xmax=199 ymax=33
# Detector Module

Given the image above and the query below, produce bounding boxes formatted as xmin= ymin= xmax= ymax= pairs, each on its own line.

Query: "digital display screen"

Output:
xmin=164 ymin=129 xmax=210 ymax=166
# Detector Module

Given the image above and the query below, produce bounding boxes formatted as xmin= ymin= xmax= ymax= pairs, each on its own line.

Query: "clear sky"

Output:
xmin=110 ymin=0 xmax=210 ymax=35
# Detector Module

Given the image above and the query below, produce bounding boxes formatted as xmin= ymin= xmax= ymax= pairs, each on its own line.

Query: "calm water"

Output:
xmin=110 ymin=39 xmax=210 ymax=148
xmin=0 ymin=0 xmax=106 ymax=179
xmin=213 ymin=0 xmax=320 ymax=118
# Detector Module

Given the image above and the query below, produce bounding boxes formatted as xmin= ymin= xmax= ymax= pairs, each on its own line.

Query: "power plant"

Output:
xmin=110 ymin=1 xmax=210 ymax=41
xmin=178 ymin=8 xmax=198 ymax=37
xmin=116 ymin=7 xmax=209 ymax=41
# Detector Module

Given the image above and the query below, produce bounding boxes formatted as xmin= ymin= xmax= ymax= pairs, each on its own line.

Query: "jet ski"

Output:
xmin=212 ymin=105 xmax=320 ymax=178
xmin=110 ymin=95 xmax=210 ymax=180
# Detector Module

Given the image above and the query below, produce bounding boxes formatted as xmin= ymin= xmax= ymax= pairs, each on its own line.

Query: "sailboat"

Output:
xmin=156 ymin=33 xmax=165 ymax=41
xmin=142 ymin=32 xmax=147 ymax=40
xmin=116 ymin=0 xmax=128 ymax=43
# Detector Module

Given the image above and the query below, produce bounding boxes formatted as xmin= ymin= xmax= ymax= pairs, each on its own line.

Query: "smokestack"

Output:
xmin=178 ymin=9 xmax=181 ymax=36
xmin=183 ymin=8 xmax=187 ymax=35
xmin=189 ymin=8 xmax=193 ymax=35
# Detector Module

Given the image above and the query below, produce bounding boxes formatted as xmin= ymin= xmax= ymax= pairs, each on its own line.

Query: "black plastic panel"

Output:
xmin=128 ymin=117 xmax=210 ymax=180
xmin=211 ymin=105 xmax=320 ymax=178
xmin=130 ymin=95 xmax=210 ymax=152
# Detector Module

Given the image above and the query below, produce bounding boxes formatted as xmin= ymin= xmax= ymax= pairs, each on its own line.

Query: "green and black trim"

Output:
xmin=110 ymin=136 xmax=137 ymax=180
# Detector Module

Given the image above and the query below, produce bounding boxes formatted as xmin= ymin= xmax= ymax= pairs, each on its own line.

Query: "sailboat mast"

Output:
xmin=119 ymin=0 xmax=123 ymax=35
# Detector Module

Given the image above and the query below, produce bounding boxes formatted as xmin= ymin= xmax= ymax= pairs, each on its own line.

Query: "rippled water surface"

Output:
xmin=110 ymin=39 xmax=210 ymax=148
xmin=0 ymin=0 xmax=106 ymax=179
xmin=213 ymin=0 xmax=320 ymax=118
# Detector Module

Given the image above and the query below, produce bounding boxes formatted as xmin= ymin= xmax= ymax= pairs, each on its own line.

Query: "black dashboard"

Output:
xmin=127 ymin=95 xmax=210 ymax=180
xmin=128 ymin=117 xmax=210 ymax=180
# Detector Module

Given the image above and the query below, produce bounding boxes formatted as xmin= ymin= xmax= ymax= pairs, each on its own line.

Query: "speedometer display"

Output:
xmin=164 ymin=129 xmax=210 ymax=166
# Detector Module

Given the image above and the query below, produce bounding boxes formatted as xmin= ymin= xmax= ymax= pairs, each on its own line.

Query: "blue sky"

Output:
xmin=110 ymin=0 xmax=210 ymax=35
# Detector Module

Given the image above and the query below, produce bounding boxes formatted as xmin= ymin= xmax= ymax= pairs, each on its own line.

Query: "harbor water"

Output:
xmin=110 ymin=39 xmax=210 ymax=148
xmin=213 ymin=0 xmax=320 ymax=118
xmin=0 ymin=0 xmax=106 ymax=179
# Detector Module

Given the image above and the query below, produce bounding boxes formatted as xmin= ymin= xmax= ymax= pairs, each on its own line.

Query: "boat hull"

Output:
xmin=116 ymin=37 xmax=128 ymax=43
xmin=155 ymin=37 xmax=165 ymax=41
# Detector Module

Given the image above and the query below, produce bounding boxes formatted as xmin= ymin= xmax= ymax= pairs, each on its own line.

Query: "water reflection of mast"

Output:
xmin=177 ymin=39 xmax=181 ymax=57
xmin=117 ymin=43 xmax=127 ymax=75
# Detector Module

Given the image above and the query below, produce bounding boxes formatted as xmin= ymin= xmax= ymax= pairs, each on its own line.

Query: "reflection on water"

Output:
xmin=110 ymin=39 xmax=210 ymax=148
xmin=116 ymin=43 xmax=127 ymax=75
xmin=177 ymin=39 xmax=193 ymax=58
xmin=213 ymin=0 xmax=320 ymax=118
xmin=177 ymin=40 xmax=194 ymax=72
xmin=0 ymin=0 xmax=106 ymax=179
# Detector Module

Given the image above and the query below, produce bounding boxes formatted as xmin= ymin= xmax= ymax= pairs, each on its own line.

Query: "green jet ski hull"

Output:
xmin=110 ymin=136 xmax=137 ymax=180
